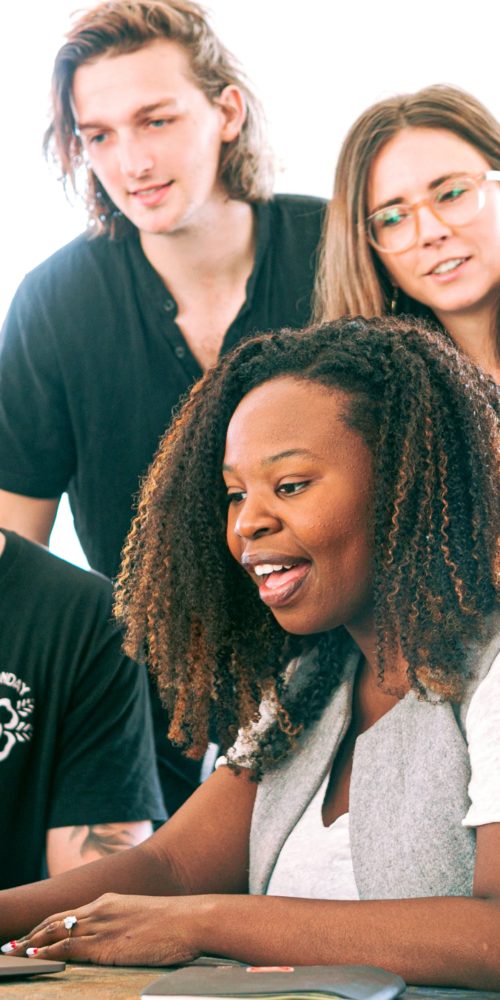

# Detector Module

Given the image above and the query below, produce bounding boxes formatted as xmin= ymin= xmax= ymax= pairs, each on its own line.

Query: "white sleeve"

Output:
xmin=462 ymin=650 xmax=500 ymax=827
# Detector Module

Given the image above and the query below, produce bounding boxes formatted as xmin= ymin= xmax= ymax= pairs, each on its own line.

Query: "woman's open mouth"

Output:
xmin=254 ymin=561 xmax=311 ymax=608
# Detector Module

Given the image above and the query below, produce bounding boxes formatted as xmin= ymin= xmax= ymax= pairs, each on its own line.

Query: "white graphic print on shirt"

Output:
xmin=0 ymin=672 xmax=34 ymax=761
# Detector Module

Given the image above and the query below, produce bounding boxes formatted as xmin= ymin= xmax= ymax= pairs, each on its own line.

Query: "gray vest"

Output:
xmin=249 ymin=622 xmax=499 ymax=899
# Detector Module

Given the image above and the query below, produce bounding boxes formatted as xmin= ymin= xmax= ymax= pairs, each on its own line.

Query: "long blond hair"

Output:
xmin=315 ymin=84 xmax=500 ymax=334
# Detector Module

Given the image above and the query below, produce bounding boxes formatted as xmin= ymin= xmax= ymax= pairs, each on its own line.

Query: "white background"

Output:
xmin=1 ymin=0 xmax=499 ymax=568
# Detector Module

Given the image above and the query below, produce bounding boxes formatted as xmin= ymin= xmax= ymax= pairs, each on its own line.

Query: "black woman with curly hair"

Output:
xmin=1 ymin=317 xmax=499 ymax=987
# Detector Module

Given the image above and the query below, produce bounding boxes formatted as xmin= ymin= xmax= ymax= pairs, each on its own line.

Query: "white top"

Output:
xmin=218 ymin=652 xmax=500 ymax=899
xmin=462 ymin=650 xmax=500 ymax=827
xmin=266 ymin=777 xmax=359 ymax=899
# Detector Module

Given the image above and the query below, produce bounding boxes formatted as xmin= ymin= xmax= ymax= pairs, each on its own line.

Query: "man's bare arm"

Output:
xmin=46 ymin=822 xmax=154 ymax=876
xmin=0 ymin=490 xmax=59 ymax=545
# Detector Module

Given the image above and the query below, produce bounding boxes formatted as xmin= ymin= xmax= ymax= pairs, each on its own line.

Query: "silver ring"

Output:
xmin=63 ymin=915 xmax=78 ymax=937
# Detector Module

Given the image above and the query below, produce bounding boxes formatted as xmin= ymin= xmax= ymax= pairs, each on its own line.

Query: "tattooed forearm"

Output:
xmin=46 ymin=820 xmax=153 ymax=874
xmin=70 ymin=823 xmax=137 ymax=858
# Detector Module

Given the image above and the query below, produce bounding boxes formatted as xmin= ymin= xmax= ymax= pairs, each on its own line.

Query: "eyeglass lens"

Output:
xmin=369 ymin=176 xmax=481 ymax=252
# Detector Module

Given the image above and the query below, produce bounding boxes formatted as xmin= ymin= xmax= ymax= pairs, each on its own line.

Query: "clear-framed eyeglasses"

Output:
xmin=365 ymin=170 xmax=500 ymax=254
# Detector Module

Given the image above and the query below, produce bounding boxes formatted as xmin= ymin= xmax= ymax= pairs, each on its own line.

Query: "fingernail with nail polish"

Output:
xmin=1 ymin=941 xmax=17 ymax=954
xmin=26 ymin=948 xmax=39 ymax=957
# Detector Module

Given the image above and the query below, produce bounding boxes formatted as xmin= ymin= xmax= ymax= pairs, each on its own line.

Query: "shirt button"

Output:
xmin=174 ymin=345 xmax=186 ymax=359
xmin=163 ymin=299 xmax=175 ymax=312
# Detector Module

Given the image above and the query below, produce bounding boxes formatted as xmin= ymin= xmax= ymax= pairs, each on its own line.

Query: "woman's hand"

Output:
xmin=7 ymin=893 xmax=205 ymax=966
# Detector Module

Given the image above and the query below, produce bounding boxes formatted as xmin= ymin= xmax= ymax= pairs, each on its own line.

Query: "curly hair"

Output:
xmin=43 ymin=0 xmax=274 ymax=236
xmin=115 ymin=317 xmax=499 ymax=775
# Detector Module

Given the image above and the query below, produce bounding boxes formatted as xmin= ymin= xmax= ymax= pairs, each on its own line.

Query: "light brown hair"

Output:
xmin=314 ymin=84 xmax=500 ymax=338
xmin=44 ymin=0 xmax=274 ymax=235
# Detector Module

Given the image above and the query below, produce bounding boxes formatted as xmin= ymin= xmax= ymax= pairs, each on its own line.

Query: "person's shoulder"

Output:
xmin=263 ymin=193 xmax=327 ymax=252
xmin=270 ymin=192 xmax=328 ymax=209
xmin=268 ymin=192 xmax=327 ymax=221
xmin=459 ymin=610 xmax=500 ymax=727
xmin=463 ymin=637 xmax=500 ymax=739
xmin=21 ymin=230 xmax=131 ymax=290
xmin=1 ymin=529 xmax=112 ymax=607
xmin=5 ymin=231 xmax=139 ymax=341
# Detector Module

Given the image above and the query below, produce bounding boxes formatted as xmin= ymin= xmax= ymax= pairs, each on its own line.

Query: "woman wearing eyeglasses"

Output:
xmin=315 ymin=84 xmax=500 ymax=383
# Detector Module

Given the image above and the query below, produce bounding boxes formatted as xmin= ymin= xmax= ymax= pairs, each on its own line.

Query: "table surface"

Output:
xmin=1 ymin=965 xmax=500 ymax=1000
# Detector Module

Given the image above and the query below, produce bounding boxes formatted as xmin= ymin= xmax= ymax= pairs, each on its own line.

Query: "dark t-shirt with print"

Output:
xmin=0 ymin=530 xmax=166 ymax=889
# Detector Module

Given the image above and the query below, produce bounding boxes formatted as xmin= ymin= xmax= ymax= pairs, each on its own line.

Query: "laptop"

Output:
xmin=0 ymin=954 xmax=65 ymax=978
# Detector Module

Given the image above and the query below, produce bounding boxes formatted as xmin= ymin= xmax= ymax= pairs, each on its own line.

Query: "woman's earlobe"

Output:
xmin=390 ymin=286 xmax=399 ymax=315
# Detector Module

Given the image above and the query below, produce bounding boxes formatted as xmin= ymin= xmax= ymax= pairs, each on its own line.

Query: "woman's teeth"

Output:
xmin=254 ymin=563 xmax=293 ymax=577
xmin=431 ymin=258 xmax=466 ymax=275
